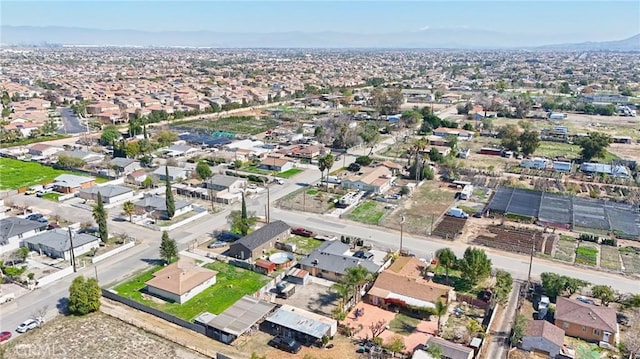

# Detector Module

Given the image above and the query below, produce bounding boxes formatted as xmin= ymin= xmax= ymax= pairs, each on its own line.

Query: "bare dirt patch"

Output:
xmin=1 ymin=312 xmax=207 ymax=359
xmin=276 ymin=186 xmax=346 ymax=214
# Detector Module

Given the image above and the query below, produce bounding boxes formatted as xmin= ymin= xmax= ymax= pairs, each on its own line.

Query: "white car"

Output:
xmin=16 ymin=318 xmax=41 ymax=333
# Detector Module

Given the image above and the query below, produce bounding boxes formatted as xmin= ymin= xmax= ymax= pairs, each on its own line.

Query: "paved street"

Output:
xmin=57 ymin=107 xmax=87 ymax=134
xmin=483 ymin=281 xmax=522 ymax=359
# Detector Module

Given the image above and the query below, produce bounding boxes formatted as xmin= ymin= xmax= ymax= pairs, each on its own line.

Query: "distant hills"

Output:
xmin=1 ymin=25 xmax=638 ymax=51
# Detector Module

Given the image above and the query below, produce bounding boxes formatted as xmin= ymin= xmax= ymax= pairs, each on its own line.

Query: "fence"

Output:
xmin=101 ymin=289 xmax=207 ymax=335
xmin=91 ymin=241 xmax=136 ymax=264
xmin=37 ymin=266 xmax=75 ymax=288
xmin=456 ymin=294 xmax=489 ymax=310
xmin=141 ymin=207 xmax=208 ymax=231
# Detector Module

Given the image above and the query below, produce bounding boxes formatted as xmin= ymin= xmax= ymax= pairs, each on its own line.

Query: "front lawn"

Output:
xmin=276 ymin=168 xmax=303 ymax=178
xmin=347 ymin=200 xmax=387 ymax=225
xmin=112 ymin=261 xmax=269 ymax=321
xmin=389 ymin=313 xmax=420 ymax=335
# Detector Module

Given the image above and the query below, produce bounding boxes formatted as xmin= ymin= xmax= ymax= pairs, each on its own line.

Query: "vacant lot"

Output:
xmin=173 ymin=115 xmax=278 ymax=135
xmin=554 ymin=238 xmax=577 ymax=262
xmin=599 ymin=245 xmax=621 ymax=271
xmin=281 ymin=235 xmax=323 ymax=255
xmin=347 ymin=200 xmax=388 ymax=225
xmin=277 ymin=187 xmax=343 ymax=214
xmin=575 ymin=243 xmax=598 ymax=267
xmin=1 ymin=312 xmax=207 ymax=359
xmin=0 ymin=158 xmax=69 ymax=190
xmin=112 ymin=262 xmax=269 ymax=321
xmin=620 ymin=246 xmax=640 ymax=274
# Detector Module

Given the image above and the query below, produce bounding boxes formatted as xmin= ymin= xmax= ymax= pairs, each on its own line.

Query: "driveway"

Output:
xmin=57 ymin=107 xmax=86 ymax=134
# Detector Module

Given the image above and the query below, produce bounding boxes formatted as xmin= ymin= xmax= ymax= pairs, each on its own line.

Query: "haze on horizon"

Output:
xmin=3 ymin=1 xmax=640 ymax=42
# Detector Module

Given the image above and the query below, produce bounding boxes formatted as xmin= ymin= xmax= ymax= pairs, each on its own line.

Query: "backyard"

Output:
xmin=347 ymin=200 xmax=388 ymax=225
xmin=112 ymin=261 xmax=269 ymax=321
xmin=281 ymin=235 xmax=323 ymax=255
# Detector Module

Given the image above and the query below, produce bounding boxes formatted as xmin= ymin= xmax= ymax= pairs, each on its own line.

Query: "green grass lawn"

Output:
xmin=306 ymin=189 xmax=318 ymax=195
xmin=389 ymin=313 xmax=421 ymax=335
xmin=42 ymin=192 xmax=61 ymax=201
xmin=282 ymin=235 xmax=323 ymax=255
xmin=276 ymin=168 xmax=303 ymax=178
xmin=575 ymin=245 xmax=598 ymax=266
xmin=535 ymin=141 xmax=618 ymax=162
xmin=347 ymin=200 xmax=387 ymax=225
xmin=112 ymin=262 xmax=269 ymax=321
xmin=0 ymin=158 xmax=69 ymax=190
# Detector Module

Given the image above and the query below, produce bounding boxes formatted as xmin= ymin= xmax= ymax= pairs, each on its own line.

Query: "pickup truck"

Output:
xmin=291 ymin=228 xmax=314 ymax=237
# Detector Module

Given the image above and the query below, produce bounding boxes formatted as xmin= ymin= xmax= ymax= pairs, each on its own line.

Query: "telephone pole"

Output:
xmin=68 ymin=227 xmax=77 ymax=272
xmin=527 ymin=234 xmax=536 ymax=290
xmin=400 ymin=214 xmax=406 ymax=253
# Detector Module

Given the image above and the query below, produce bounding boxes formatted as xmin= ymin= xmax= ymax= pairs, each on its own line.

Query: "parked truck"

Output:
xmin=447 ymin=208 xmax=469 ymax=219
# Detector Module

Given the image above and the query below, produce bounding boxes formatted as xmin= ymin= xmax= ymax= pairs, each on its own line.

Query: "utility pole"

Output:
xmin=68 ymin=227 xmax=77 ymax=272
xmin=400 ymin=214 xmax=406 ymax=253
xmin=266 ymin=186 xmax=270 ymax=223
xmin=527 ymin=234 xmax=536 ymax=290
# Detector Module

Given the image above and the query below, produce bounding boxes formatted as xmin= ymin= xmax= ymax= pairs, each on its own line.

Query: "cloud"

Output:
xmin=418 ymin=25 xmax=430 ymax=31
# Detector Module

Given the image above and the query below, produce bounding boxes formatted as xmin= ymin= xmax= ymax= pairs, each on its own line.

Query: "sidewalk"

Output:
xmin=100 ymin=298 xmax=250 ymax=359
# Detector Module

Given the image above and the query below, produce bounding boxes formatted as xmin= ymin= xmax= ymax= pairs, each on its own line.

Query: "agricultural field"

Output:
xmin=346 ymin=200 xmax=388 ymax=225
xmin=575 ymin=243 xmax=599 ymax=267
xmin=112 ymin=262 xmax=268 ymax=321
xmin=599 ymin=245 xmax=622 ymax=271
xmin=432 ymin=216 xmax=467 ymax=240
xmin=620 ymin=246 xmax=640 ymax=274
xmin=554 ymin=238 xmax=577 ymax=262
xmin=0 ymin=312 xmax=207 ymax=359
xmin=0 ymin=158 xmax=69 ymax=190
xmin=173 ymin=115 xmax=278 ymax=135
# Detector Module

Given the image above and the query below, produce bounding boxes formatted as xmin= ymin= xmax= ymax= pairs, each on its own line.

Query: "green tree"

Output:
xmin=359 ymin=122 xmax=380 ymax=155
xmin=1 ymin=91 xmax=10 ymax=106
xmin=540 ymin=272 xmax=565 ymax=298
xmin=56 ymin=154 xmax=86 ymax=169
xmin=591 ymin=285 xmax=615 ymax=306
xmin=314 ymin=125 xmax=323 ymax=138
xmin=344 ymin=265 xmax=372 ymax=303
xmin=227 ymin=194 xmax=256 ymax=236
xmin=510 ymin=314 xmax=528 ymax=346
xmin=195 ymin=161 xmax=212 ymax=180
xmin=164 ymin=166 xmax=175 ymax=219
xmin=156 ymin=130 xmax=178 ymax=147
xmin=428 ymin=147 xmax=444 ymax=162
xmin=575 ymin=132 xmax=612 ymax=161
xmin=122 ymin=201 xmax=135 ymax=222
xmin=435 ymin=247 xmax=457 ymax=284
xmin=434 ymin=300 xmax=448 ymax=335
xmin=159 ymin=231 xmax=178 ymax=264
xmin=458 ymin=247 xmax=492 ymax=286
xmin=40 ymin=119 xmax=59 ymax=135
xmin=92 ymin=192 xmax=108 ymax=242
xmin=493 ymin=270 xmax=513 ymax=304
xmin=519 ymin=129 xmax=540 ymax=156
xmin=370 ymin=87 xmax=403 ymax=115
xmin=499 ymin=124 xmax=520 ymax=152
xmin=564 ymin=277 xmax=589 ymax=296
xmin=558 ymin=82 xmax=571 ymax=94
xmin=425 ymin=344 xmax=443 ymax=358
xmin=125 ymin=141 xmax=140 ymax=158
xmin=100 ymin=125 xmax=121 ymax=145
xmin=68 ymin=276 xmax=101 ymax=315
xmin=384 ymin=335 xmax=406 ymax=353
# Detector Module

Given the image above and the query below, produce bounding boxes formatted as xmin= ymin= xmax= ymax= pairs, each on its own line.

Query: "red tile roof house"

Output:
xmin=554 ymin=297 xmax=618 ymax=345
xmin=520 ymin=320 xmax=565 ymax=358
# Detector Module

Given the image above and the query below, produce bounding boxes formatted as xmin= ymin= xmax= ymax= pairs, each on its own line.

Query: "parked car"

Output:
xmin=207 ymin=241 xmax=227 ymax=249
xmin=270 ymin=335 xmax=301 ymax=354
xmin=291 ymin=227 xmax=314 ymax=237
xmin=26 ymin=213 xmax=44 ymax=221
xmin=0 ymin=331 xmax=11 ymax=342
xmin=347 ymin=163 xmax=361 ymax=172
xmin=16 ymin=318 xmax=42 ymax=333
xmin=275 ymin=178 xmax=285 ymax=185
xmin=617 ymin=312 xmax=630 ymax=326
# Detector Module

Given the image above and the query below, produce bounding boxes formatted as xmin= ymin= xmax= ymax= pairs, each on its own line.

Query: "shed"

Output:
xmin=263 ymin=305 xmax=337 ymax=346
xmin=286 ymin=267 xmax=311 ymax=285
xmin=254 ymin=259 xmax=276 ymax=274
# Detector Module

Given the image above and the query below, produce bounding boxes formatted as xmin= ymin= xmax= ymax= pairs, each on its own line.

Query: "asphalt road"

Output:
xmin=57 ymin=107 xmax=86 ymax=134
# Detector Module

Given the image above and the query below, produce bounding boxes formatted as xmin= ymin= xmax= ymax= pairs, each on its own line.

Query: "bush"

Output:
xmin=579 ymin=234 xmax=599 ymax=243
xmin=601 ymin=238 xmax=617 ymax=246
xmin=355 ymin=156 xmax=373 ymax=166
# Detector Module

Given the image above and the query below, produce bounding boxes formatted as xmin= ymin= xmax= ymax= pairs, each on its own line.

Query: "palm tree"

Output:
xmin=317 ymin=156 xmax=327 ymax=185
xmin=434 ymin=300 xmax=448 ymax=336
xmin=322 ymin=153 xmax=334 ymax=190
xmin=331 ymin=281 xmax=352 ymax=309
xmin=122 ymin=201 xmax=135 ymax=222
xmin=344 ymin=265 xmax=372 ymax=303
xmin=436 ymin=248 xmax=457 ymax=284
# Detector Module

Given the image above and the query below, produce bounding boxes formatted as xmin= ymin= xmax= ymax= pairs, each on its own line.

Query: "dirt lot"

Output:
xmin=0 ymin=312 xmax=207 ymax=359
xmin=277 ymin=186 xmax=346 ymax=214
xmin=235 ymin=331 xmax=361 ymax=359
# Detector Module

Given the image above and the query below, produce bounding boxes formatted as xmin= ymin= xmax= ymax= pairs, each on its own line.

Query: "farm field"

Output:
xmin=599 ymin=245 xmax=621 ymax=271
xmin=620 ymin=246 xmax=640 ymax=274
xmin=112 ymin=262 xmax=268 ymax=321
xmin=575 ymin=243 xmax=598 ymax=267
xmin=1 ymin=312 xmax=207 ymax=359
xmin=0 ymin=158 xmax=69 ymax=190
xmin=554 ymin=238 xmax=577 ymax=262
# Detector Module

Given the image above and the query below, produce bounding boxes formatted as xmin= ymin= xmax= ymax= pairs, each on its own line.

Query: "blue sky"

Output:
xmin=2 ymin=1 xmax=639 ymax=41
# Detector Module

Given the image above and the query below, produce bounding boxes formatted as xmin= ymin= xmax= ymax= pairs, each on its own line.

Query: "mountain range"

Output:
xmin=1 ymin=26 xmax=639 ymax=51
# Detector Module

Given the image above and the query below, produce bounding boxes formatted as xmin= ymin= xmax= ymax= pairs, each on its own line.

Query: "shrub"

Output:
xmin=601 ymin=238 xmax=617 ymax=246
xmin=355 ymin=156 xmax=373 ymax=166
xmin=579 ymin=234 xmax=599 ymax=243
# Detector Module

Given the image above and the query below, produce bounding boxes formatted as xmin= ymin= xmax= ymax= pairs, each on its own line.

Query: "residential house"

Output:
xmin=262 ymin=304 xmax=337 ymax=346
xmin=341 ymin=166 xmax=394 ymax=194
xmin=52 ymin=174 xmax=96 ymax=194
xmin=0 ymin=217 xmax=48 ymax=255
xmin=126 ymin=169 xmax=148 ymax=186
xmin=367 ymin=256 xmax=454 ymax=309
xmin=580 ymin=162 xmax=630 ymax=178
xmin=554 ymin=296 xmax=618 ymax=345
xmin=22 ymin=229 xmax=100 ymax=261
xmin=520 ymin=320 xmax=565 ymax=358
xmin=134 ymin=194 xmax=192 ymax=220
xmin=298 ymin=241 xmax=381 ymax=282
xmin=153 ymin=166 xmax=191 ymax=182
xmin=258 ymin=156 xmax=294 ymax=173
xmin=164 ymin=144 xmax=199 ymax=158
xmin=378 ymin=161 xmax=404 ymax=175
xmin=58 ymin=150 xmax=104 ymax=164
xmin=206 ymin=174 xmax=247 ymax=192
xmin=432 ymin=127 xmax=474 ymax=141
xmin=145 ymin=259 xmax=218 ymax=304
xmin=28 ymin=143 xmax=63 ymax=158
xmin=227 ymin=220 xmax=291 ymax=260
xmin=109 ymin=158 xmax=141 ymax=176
xmin=426 ymin=135 xmax=450 ymax=146
xmin=78 ymin=185 xmax=134 ymax=204
xmin=421 ymin=337 xmax=474 ymax=359
xmin=288 ymin=145 xmax=325 ymax=160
